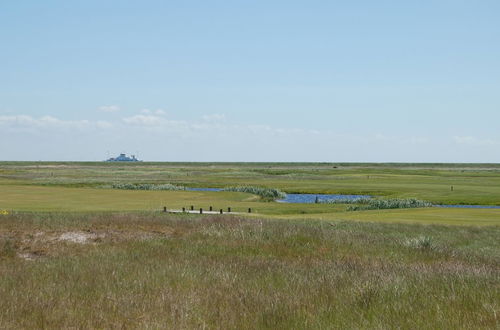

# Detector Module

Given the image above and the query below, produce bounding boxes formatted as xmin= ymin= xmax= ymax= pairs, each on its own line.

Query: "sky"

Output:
xmin=1 ymin=0 xmax=499 ymax=162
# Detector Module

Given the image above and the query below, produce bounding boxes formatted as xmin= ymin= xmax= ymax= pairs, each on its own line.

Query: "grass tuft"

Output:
xmin=404 ymin=236 xmax=435 ymax=250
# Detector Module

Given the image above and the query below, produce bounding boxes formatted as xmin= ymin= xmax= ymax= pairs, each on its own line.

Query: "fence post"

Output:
xmin=182 ymin=207 xmax=186 ymax=212
xmin=209 ymin=206 xmax=213 ymax=211
xmin=228 ymin=207 xmax=231 ymax=213
xmin=190 ymin=205 xmax=194 ymax=211
xmin=220 ymin=209 xmax=223 ymax=214
xmin=200 ymin=208 xmax=203 ymax=214
xmin=163 ymin=206 xmax=167 ymax=213
xmin=248 ymin=208 xmax=252 ymax=213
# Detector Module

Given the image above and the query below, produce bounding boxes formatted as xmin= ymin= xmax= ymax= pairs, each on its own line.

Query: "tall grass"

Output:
xmin=348 ymin=198 xmax=433 ymax=211
xmin=103 ymin=183 xmax=186 ymax=191
xmin=404 ymin=236 xmax=434 ymax=250
xmin=222 ymin=186 xmax=287 ymax=200
xmin=322 ymin=197 xmax=372 ymax=204
xmin=0 ymin=212 xmax=498 ymax=328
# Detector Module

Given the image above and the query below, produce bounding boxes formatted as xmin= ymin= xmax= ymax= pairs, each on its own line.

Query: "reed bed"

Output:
xmin=103 ymin=183 xmax=186 ymax=191
xmin=222 ymin=186 xmax=287 ymax=200
xmin=322 ymin=197 xmax=372 ymax=204
xmin=347 ymin=198 xmax=433 ymax=211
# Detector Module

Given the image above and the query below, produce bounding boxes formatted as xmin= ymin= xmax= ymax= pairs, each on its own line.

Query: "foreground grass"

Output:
xmin=1 ymin=212 xmax=498 ymax=328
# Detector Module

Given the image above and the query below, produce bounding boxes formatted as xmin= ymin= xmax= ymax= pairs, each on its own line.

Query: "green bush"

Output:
xmin=222 ymin=186 xmax=287 ymax=200
xmin=104 ymin=183 xmax=186 ymax=191
xmin=404 ymin=236 xmax=434 ymax=250
xmin=347 ymin=198 xmax=432 ymax=211
xmin=322 ymin=198 xmax=371 ymax=205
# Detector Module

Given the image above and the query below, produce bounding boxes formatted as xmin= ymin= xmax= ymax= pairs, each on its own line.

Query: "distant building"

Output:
xmin=106 ymin=153 xmax=141 ymax=162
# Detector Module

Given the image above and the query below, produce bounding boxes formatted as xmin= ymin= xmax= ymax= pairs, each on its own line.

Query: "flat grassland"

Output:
xmin=1 ymin=162 xmax=500 ymax=225
xmin=0 ymin=162 xmax=499 ymax=328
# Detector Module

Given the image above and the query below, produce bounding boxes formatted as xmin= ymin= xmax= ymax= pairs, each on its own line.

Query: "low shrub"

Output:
xmin=347 ymin=198 xmax=432 ymax=211
xmin=322 ymin=198 xmax=371 ymax=205
xmin=104 ymin=183 xmax=186 ymax=191
xmin=404 ymin=236 xmax=434 ymax=250
xmin=222 ymin=186 xmax=287 ymax=200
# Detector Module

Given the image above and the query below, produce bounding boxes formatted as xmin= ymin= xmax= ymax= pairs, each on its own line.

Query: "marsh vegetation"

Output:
xmin=0 ymin=212 xmax=498 ymax=329
xmin=0 ymin=162 xmax=499 ymax=327
xmin=221 ymin=186 xmax=287 ymax=200
xmin=105 ymin=183 xmax=187 ymax=191
xmin=346 ymin=198 xmax=433 ymax=211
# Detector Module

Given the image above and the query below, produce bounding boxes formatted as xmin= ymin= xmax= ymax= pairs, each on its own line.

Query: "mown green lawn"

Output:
xmin=277 ymin=207 xmax=500 ymax=226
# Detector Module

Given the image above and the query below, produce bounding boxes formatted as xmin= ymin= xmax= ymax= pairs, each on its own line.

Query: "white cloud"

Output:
xmin=96 ymin=120 xmax=114 ymax=129
xmin=453 ymin=136 xmax=499 ymax=146
xmin=140 ymin=109 xmax=166 ymax=115
xmin=202 ymin=114 xmax=226 ymax=122
xmin=0 ymin=115 xmax=112 ymax=133
xmin=99 ymin=105 xmax=120 ymax=112
xmin=2 ymin=112 xmax=499 ymax=162
xmin=122 ymin=114 xmax=178 ymax=126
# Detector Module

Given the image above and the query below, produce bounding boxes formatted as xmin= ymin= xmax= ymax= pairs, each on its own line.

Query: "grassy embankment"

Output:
xmin=0 ymin=212 xmax=499 ymax=328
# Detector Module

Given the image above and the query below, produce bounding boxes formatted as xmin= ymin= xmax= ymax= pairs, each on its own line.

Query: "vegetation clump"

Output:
xmin=322 ymin=197 xmax=372 ymax=205
xmin=222 ymin=186 xmax=287 ymax=200
xmin=404 ymin=236 xmax=435 ymax=250
xmin=105 ymin=183 xmax=186 ymax=191
xmin=347 ymin=198 xmax=432 ymax=211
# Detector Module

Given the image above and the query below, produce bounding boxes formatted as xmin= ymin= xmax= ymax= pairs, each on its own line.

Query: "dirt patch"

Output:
xmin=58 ymin=231 xmax=99 ymax=244
xmin=17 ymin=252 xmax=40 ymax=261
xmin=1 ymin=223 xmax=174 ymax=261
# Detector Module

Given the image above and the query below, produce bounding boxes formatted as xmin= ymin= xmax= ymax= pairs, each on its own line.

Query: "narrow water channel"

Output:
xmin=186 ymin=188 xmax=500 ymax=209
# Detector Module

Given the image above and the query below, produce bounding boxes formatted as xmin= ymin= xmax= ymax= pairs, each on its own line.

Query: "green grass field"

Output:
xmin=1 ymin=162 xmax=500 ymax=225
xmin=0 ymin=162 xmax=499 ymax=328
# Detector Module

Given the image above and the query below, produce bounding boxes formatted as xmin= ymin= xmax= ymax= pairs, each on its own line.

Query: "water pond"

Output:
xmin=277 ymin=193 xmax=370 ymax=204
xmin=186 ymin=188 xmax=500 ymax=209
xmin=186 ymin=188 xmax=369 ymax=203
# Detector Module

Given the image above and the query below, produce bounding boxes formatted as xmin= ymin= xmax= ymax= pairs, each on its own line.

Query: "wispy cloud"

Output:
xmin=202 ymin=114 xmax=226 ymax=122
xmin=140 ymin=109 xmax=166 ymax=115
xmin=0 ymin=115 xmax=103 ymax=130
xmin=453 ymin=136 xmax=499 ymax=146
xmin=99 ymin=105 xmax=120 ymax=112
xmin=122 ymin=114 xmax=174 ymax=126
xmin=1 ymin=112 xmax=498 ymax=162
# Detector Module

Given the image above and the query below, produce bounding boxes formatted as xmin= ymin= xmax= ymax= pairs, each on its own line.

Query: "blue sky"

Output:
xmin=1 ymin=1 xmax=499 ymax=161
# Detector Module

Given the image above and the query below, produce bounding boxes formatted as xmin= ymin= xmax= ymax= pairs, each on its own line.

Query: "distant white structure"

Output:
xmin=106 ymin=153 xmax=141 ymax=162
